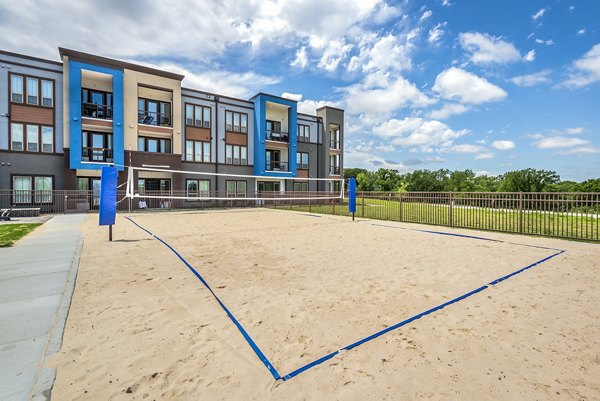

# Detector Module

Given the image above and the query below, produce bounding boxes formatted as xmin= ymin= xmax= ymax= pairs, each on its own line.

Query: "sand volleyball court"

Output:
xmin=48 ymin=209 xmax=600 ymax=400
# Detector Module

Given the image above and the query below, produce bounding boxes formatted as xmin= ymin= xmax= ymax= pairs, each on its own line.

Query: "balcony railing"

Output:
xmin=266 ymin=161 xmax=288 ymax=171
xmin=82 ymin=103 xmax=113 ymax=119
xmin=330 ymin=166 xmax=340 ymax=175
xmin=138 ymin=111 xmax=172 ymax=127
xmin=330 ymin=140 xmax=340 ymax=149
xmin=266 ymin=131 xmax=289 ymax=142
xmin=82 ymin=147 xmax=113 ymax=163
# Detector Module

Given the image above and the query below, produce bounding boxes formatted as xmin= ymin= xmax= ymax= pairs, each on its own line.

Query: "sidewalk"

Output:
xmin=0 ymin=214 xmax=85 ymax=401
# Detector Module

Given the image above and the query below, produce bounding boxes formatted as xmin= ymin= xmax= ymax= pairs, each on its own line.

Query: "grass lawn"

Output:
xmin=0 ymin=224 xmax=42 ymax=247
xmin=280 ymin=197 xmax=599 ymax=241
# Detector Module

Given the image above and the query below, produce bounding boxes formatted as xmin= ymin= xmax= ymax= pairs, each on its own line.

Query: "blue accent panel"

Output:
xmin=348 ymin=178 xmax=356 ymax=213
xmin=99 ymin=166 xmax=118 ymax=226
xmin=251 ymin=94 xmax=298 ymax=178
xmin=126 ymin=217 xmax=281 ymax=380
xmin=68 ymin=61 xmax=124 ymax=171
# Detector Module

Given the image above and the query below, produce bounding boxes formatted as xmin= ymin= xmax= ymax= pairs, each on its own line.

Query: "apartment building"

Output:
xmin=0 ymin=48 xmax=344 ymax=206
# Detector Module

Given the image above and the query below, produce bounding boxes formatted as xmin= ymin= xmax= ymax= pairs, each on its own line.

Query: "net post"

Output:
xmin=348 ymin=178 xmax=357 ymax=221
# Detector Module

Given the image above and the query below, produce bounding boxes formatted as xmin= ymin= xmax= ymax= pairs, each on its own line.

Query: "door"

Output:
xmin=266 ymin=150 xmax=281 ymax=170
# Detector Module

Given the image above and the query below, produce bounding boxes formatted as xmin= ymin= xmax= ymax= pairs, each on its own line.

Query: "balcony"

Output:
xmin=266 ymin=130 xmax=289 ymax=143
xmin=330 ymin=166 xmax=340 ymax=175
xmin=266 ymin=161 xmax=288 ymax=171
xmin=138 ymin=111 xmax=172 ymax=127
xmin=82 ymin=102 xmax=113 ymax=120
xmin=82 ymin=147 xmax=113 ymax=163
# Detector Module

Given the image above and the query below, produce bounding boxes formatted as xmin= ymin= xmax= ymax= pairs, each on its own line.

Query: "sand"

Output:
xmin=48 ymin=209 xmax=600 ymax=400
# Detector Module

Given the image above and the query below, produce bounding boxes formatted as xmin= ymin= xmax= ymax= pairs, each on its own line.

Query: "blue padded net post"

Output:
xmin=348 ymin=177 xmax=357 ymax=221
xmin=99 ymin=166 xmax=118 ymax=240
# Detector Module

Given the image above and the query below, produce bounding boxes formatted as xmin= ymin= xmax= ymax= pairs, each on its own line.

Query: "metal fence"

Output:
xmin=1 ymin=190 xmax=598 ymax=241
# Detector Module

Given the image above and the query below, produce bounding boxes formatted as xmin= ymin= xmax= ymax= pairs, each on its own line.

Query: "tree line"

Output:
xmin=344 ymin=168 xmax=600 ymax=193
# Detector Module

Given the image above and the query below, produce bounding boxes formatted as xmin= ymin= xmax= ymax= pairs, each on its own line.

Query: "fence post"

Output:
xmin=399 ymin=192 xmax=403 ymax=222
xmin=309 ymin=195 xmax=311 ymax=213
xmin=449 ymin=192 xmax=453 ymax=227
xmin=361 ymin=191 xmax=365 ymax=217
xmin=519 ymin=192 xmax=523 ymax=234
xmin=64 ymin=192 xmax=68 ymax=214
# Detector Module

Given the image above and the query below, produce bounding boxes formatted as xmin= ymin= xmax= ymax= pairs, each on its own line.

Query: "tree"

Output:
xmin=577 ymin=178 xmax=600 ymax=192
xmin=344 ymin=168 xmax=367 ymax=180
xmin=473 ymin=175 xmax=501 ymax=192
xmin=499 ymin=169 xmax=560 ymax=192
xmin=448 ymin=169 xmax=476 ymax=192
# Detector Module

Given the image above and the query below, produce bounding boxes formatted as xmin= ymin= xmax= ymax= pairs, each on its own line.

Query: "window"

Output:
xmin=41 ymin=80 xmax=53 ymax=107
xmin=186 ymin=179 xmax=210 ymax=198
xmin=298 ymin=124 xmax=310 ymax=142
xmin=27 ymin=125 xmax=39 ymax=152
xmin=225 ymin=144 xmax=248 ymax=165
xmin=330 ymin=126 xmax=341 ymax=149
xmin=225 ymin=111 xmax=248 ymax=133
xmin=185 ymin=104 xmax=211 ymax=128
xmin=83 ymin=131 xmax=113 ymax=162
xmin=11 ymin=75 xmax=23 ymax=103
xmin=82 ymin=89 xmax=113 ymax=119
xmin=35 ymin=176 xmax=52 ymax=203
xmin=77 ymin=178 xmax=89 ymax=191
xmin=226 ymin=181 xmax=247 ymax=198
xmin=297 ymin=152 xmax=309 ymax=170
xmin=329 ymin=154 xmax=340 ymax=175
xmin=294 ymin=182 xmax=309 ymax=192
xmin=26 ymin=77 xmax=39 ymax=105
xmin=12 ymin=176 xmax=53 ymax=204
xmin=184 ymin=140 xmax=210 ymax=162
xmin=41 ymin=127 xmax=53 ymax=153
xmin=138 ymin=98 xmax=172 ymax=126
xmin=138 ymin=136 xmax=171 ymax=153
xmin=11 ymin=123 xmax=24 ymax=151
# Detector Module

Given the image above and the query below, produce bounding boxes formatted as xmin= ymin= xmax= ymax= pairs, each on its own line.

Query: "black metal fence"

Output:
xmin=1 ymin=190 xmax=598 ymax=241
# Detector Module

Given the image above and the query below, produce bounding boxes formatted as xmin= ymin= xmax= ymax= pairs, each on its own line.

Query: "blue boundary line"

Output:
xmin=125 ymin=217 xmax=281 ymax=380
xmin=126 ymin=215 xmax=565 ymax=383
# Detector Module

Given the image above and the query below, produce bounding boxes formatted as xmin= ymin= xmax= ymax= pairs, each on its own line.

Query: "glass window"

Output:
xmin=160 ymin=102 xmax=171 ymax=126
xmin=27 ymin=125 xmax=39 ymax=152
xmin=11 ymin=75 xmax=23 ymax=102
xmin=198 ymin=180 xmax=210 ymax=197
xmin=185 ymin=104 xmax=194 ymax=126
xmin=226 ymin=111 xmax=233 ymax=131
xmin=160 ymin=139 xmax=171 ymax=153
xmin=41 ymin=126 xmax=53 ymax=153
xmin=77 ymin=178 xmax=89 ymax=191
xmin=194 ymin=141 xmax=202 ymax=161
xmin=26 ymin=77 xmax=38 ymax=105
xmin=185 ymin=140 xmax=193 ymax=160
xmin=226 ymin=144 xmax=233 ymax=164
xmin=296 ymin=152 xmax=301 ymax=167
xmin=138 ymin=137 xmax=145 ymax=152
xmin=226 ymin=181 xmax=236 ymax=197
xmin=91 ymin=91 xmax=103 ymax=105
xmin=35 ymin=177 xmax=52 ymax=203
xmin=302 ymin=153 xmax=309 ymax=169
xmin=240 ymin=114 xmax=247 ymax=133
xmin=203 ymin=107 xmax=211 ymax=128
xmin=233 ymin=113 xmax=240 ymax=132
xmin=187 ymin=179 xmax=198 ymax=197
xmin=233 ymin=145 xmax=240 ymax=164
xmin=41 ymin=81 xmax=53 ymax=107
xmin=203 ymin=142 xmax=210 ymax=163
xmin=13 ymin=176 xmax=32 ymax=204
xmin=138 ymin=179 xmax=146 ymax=192
xmin=194 ymin=105 xmax=202 ymax=127
xmin=11 ymin=123 xmax=24 ymax=151
xmin=240 ymin=146 xmax=247 ymax=165
xmin=294 ymin=182 xmax=308 ymax=192
xmin=237 ymin=181 xmax=246 ymax=197
xmin=147 ymin=138 xmax=158 ymax=152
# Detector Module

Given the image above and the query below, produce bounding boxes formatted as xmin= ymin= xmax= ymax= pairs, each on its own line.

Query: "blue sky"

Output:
xmin=1 ymin=0 xmax=599 ymax=180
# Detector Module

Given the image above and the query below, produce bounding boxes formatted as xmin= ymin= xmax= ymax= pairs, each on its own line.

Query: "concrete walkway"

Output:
xmin=0 ymin=214 xmax=85 ymax=401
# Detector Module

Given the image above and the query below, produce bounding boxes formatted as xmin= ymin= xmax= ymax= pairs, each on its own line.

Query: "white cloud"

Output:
xmin=535 ymin=38 xmax=554 ymax=45
xmin=420 ymin=10 xmax=432 ymax=22
xmin=528 ymin=133 xmax=544 ymax=140
xmin=557 ymin=147 xmax=600 ymax=155
xmin=459 ymin=32 xmax=521 ymax=64
xmin=475 ymin=152 xmax=495 ymax=160
xmin=475 ymin=170 xmax=491 ymax=176
xmin=343 ymin=73 xmax=434 ymax=115
xmin=373 ymin=117 xmax=467 ymax=152
xmin=561 ymin=44 xmax=600 ymax=88
xmin=290 ymin=46 xmax=308 ymax=68
xmin=533 ymin=136 xmax=589 ymax=149
xmin=428 ymin=22 xmax=446 ymax=45
xmin=510 ymin=70 xmax=552 ymax=87
xmin=491 ymin=140 xmax=515 ymax=150
xmin=432 ymin=67 xmax=507 ymax=104
xmin=450 ymin=144 xmax=486 ymax=153
xmin=532 ymin=8 xmax=546 ymax=20
xmin=348 ymin=33 xmax=414 ymax=74
xmin=281 ymin=92 xmax=303 ymax=101
xmin=524 ymin=49 xmax=536 ymax=61
xmin=317 ymin=39 xmax=353 ymax=72
xmin=428 ymin=103 xmax=469 ymax=119
xmin=296 ymin=99 xmax=341 ymax=115
xmin=577 ymin=29 xmax=586 ymax=36
xmin=564 ymin=127 xmax=584 ymax=135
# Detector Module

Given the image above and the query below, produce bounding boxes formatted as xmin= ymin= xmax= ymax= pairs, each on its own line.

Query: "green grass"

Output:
xmin=0 ymin=224 xmax=42 ymax=247
xmin=276 ymin=198 xmax=599 ymax=242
